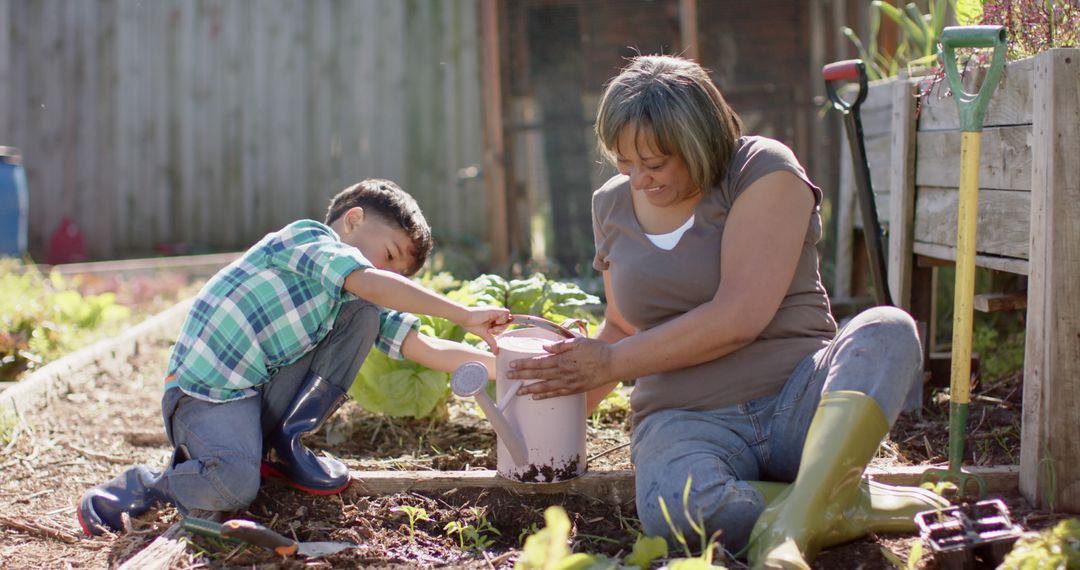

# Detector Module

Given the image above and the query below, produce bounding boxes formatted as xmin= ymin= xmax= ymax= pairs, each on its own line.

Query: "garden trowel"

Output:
xmin=181 ymin=516 xmax=361 ymax=557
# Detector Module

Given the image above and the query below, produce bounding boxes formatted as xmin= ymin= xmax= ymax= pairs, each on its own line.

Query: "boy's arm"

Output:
xmin=399 ymin=329 xmax=497 ymax=379
xmin=344 ymin=268 xmax=510 ymax=350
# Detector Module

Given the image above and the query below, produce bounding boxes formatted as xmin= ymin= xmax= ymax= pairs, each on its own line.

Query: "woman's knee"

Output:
xmin=635 ymin=475 xmax=761 ymax=552
xmin=845 ymin=306 xmax=921 ymax=365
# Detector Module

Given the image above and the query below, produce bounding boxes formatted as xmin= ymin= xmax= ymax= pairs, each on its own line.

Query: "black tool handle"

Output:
xmin=182 ymin=517 xmax=299 ymax=556
xmin=823 ymin=59 xmax=868 ymax=114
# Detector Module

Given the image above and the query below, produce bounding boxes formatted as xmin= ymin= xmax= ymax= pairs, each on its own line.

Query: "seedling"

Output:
xmin=390 ymin=505 xmax=430 ymax=544
xmin=444 ymin=508 xmax=501 ymax=552
xmin=657 ymin=475 xmax=727 ymax=566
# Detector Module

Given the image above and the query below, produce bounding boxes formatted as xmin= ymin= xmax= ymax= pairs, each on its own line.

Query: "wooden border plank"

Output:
xmin=348 ymin=470 xmax=637 ymax=506
xmin=346 ymin=465 xmax=1019 ymax=503
xmin=0 ymin=298 xmax=193 ymax=415
xmin=1021 ymin=48 xmax=1080 ymax=512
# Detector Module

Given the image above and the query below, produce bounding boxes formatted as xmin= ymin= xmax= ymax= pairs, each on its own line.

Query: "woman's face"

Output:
xmin=614 ymin=125 xmax=699 ymax=208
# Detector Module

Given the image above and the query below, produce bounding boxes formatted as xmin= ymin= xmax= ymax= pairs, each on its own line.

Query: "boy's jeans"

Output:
xmin=159 ymin=299 xmax=381 ymax=512
xmin=631 ymin=306 xmax=922 ymax=554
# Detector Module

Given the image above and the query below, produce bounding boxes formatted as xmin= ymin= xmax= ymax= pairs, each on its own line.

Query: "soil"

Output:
xmin=0 ymin=328 xmax=1070 ymax=569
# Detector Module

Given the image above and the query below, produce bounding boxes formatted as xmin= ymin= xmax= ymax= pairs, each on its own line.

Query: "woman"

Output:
xmin=509 ymin=55 xmax=945 ymax=568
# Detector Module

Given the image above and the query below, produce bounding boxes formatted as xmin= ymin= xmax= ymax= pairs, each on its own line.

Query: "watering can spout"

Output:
xmin=451 ymin=362 xmax=528 ymax=466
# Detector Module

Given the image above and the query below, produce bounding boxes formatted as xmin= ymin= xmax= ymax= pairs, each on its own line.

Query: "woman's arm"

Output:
xmin=514 ymin=171 xmax=815 ymax=398
xmin=399 ymin=329 xmax=498 ymax=379
xmin=585 ymin=271 xmax=634 ymax=412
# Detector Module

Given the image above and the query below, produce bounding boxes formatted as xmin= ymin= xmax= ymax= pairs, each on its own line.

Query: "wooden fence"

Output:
xmin=1 ymin=0 xmax=486 ymax=260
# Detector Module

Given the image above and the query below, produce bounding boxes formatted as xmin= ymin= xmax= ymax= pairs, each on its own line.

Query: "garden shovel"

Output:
xmin=920 ymin=25 xmax=1008 ymax=499
xmin=181 ymin=516 xmax=361 ymax=557
xmin=823 ymin=58 xmax=893 ymax=307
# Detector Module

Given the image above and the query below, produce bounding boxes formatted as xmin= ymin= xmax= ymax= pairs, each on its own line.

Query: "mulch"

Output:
xmin=0 ymin=328 xmax=1069 ymax=569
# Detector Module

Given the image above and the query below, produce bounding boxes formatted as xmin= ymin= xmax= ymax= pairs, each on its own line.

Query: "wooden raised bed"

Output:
xmin=869 ymin=48 xmax=1080 ymax=512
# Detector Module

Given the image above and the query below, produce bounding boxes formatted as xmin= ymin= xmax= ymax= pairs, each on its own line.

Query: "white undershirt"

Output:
xmin=644 ymin=215 xmax=694 ymax=250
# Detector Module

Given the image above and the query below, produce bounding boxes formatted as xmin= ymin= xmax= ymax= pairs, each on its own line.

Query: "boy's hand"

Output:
xmin=460 ymin=307 xmax=512 ymax=353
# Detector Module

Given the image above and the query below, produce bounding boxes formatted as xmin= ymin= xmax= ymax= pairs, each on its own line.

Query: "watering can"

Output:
xmin=451 ymin=315 xmax=588 ymax=483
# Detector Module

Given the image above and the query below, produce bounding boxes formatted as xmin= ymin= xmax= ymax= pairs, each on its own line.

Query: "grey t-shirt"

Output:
xmin=592 ymin=136 xmax=837 ymax=423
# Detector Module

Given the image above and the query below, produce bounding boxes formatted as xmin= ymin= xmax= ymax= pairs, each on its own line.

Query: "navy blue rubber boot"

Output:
xmin=77 ymin=465 xmax=171 ymax=536
xmin=261 ymin=373 xmax=351 ymax=495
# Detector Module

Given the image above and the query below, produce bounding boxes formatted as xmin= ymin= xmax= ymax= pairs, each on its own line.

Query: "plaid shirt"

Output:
xmin=166 ymin=220 xmax=419 ymax=402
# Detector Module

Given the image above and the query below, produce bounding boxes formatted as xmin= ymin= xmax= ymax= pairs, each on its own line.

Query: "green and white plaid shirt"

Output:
xmin=166 ymin=220 xmax=418 ymax=402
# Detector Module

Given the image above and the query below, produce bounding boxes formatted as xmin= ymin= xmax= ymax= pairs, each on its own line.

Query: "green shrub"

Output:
xmin=0 ymin=259 xmax=131 ymax=381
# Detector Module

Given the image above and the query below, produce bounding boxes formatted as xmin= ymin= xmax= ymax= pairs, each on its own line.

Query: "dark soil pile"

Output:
xmin=0 ymin=330 xmax=1067 ymax=569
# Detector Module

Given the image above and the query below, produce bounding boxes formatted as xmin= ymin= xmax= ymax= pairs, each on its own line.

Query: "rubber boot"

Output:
xmin=77 ymin=465 xmax=172 ymax=536
xmin=747 ymin=391 xmax=898 ymax=569
xmin=261 ymin=372 xmax=351 ymax=494
xmin=747 ymin=479 xmax=947 ymax=550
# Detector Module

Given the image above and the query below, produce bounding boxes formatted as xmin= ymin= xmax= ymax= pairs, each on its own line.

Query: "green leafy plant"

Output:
xmin=349 ymin=272 xmax=600 ymax=419
xmin=624 ymin=535 xmax=669 ymax=569
xmin=0 ymin=260 xmax=131 ymax=381
xmin=515 ymin=506 xmax=610 ymax=570
xmin=391 ymin=504 xmax=430 ymax=544
xmin=999 ymin=518 xmax=1080 ymax=569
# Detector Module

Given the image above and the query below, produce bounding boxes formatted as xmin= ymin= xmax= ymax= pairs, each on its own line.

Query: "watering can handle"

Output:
xmin=509 ymin=314 xmax=582 ymax=339
xmin=939 ymin=25 xmax=1008 ymax=132
xmin=822 ymin=59 xmax=868 ymax=114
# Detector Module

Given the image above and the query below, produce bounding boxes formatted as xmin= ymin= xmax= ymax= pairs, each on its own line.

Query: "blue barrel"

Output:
xmin=0 ymin=147 xmax=28 ymax=257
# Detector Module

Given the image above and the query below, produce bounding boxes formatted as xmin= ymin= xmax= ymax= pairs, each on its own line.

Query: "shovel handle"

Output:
xmin=182 ymin=517 xmax=299 ymax=556
xmin=822 ymin=59 xmax=868 ymax=113
xmin=939 ymin=26 xmax=1008 ymax=132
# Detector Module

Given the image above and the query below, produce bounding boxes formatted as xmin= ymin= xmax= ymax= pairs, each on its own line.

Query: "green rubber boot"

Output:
xmin=747 ymin=391 xmax=919 ymax=569
xmin=747 ymin=479 xmax=947 ymax=553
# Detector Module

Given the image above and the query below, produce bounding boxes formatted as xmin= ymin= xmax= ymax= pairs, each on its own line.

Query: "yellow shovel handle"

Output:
xmin=949 ymin=132 xmax=982 ymax=406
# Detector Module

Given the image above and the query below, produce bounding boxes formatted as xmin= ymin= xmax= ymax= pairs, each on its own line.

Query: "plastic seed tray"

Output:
xmin=915 ymin=498 xmax=1023 ymax=569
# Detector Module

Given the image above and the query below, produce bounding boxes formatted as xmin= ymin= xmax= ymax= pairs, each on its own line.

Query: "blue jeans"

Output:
xmin=631 ymin=306 xmax=921 ymax=553
xmin=159 ymin=299 xmax=381 ymax=512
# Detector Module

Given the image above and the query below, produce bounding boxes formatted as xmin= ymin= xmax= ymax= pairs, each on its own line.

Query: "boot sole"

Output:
xmin=260 ymin=462 xmax=351 ymax=495
xmin=77 ymin=504 xmax=103 ymax=537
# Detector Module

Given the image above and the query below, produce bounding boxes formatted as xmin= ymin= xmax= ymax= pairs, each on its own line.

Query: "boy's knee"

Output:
xmin=175 ymin=454 xmax=261 ymax=512
xmin=336 ymin=300 xmax=381 ymax=334
xmin=214 ymin=455 xmax=262 ymax=509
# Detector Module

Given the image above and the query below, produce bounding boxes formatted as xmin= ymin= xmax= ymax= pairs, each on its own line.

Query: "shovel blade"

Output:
xmin=296 ymin=541 xmax=358 ymax=557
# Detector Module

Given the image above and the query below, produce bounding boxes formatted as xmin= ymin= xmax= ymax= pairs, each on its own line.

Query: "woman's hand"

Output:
xmin=459 ymin=307 xmax=512 ymax=352
xmin=509 ymin=337 xmax=618 ymax=399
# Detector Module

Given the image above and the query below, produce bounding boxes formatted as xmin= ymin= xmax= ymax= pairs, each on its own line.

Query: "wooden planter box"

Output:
xmin=844 ymin=48 xmax=1080 ymax=512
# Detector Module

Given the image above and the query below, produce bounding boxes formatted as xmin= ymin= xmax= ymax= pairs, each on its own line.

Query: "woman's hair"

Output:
xmin=595 ymin=55 xmax=743 ymax=192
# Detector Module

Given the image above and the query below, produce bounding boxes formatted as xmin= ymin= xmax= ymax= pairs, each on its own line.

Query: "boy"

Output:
xmin=78 ymin=179 xmax=510 ymax=535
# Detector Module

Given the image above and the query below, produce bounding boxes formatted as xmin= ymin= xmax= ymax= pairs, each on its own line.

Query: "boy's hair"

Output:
xmin=325 ymin=179 xmax=433 ymax=276
xmin=595 ymin=55 xmax=743 ymax=193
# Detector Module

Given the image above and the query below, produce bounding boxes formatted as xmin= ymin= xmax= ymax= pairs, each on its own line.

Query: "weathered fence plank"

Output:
xmin=6 ymin=0 xmax=485 ymax=260
xmin=912 ymin=186 xmax=1030 ymax=260
xmin=914 ymin=126 xmax=1032 ymax=192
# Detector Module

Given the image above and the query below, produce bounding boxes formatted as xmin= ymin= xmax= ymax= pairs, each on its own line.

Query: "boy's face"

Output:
xmin=335 ymin=208 xmax=417 ymax=275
